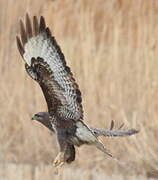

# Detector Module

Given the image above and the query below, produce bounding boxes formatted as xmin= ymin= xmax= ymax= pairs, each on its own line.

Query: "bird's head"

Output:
xmin=32 ymin=112 xmax=53 ymax=130
xmin=32 ymin=112 xmax=50 ymax=121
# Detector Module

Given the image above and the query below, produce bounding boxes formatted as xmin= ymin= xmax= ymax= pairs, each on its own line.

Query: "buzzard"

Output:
xmin=16 ymin=14 xmax=138 ymax=168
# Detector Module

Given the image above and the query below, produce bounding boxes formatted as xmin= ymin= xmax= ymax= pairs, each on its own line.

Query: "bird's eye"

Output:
xmin=35 ymin=114 xmax=41 ymax=117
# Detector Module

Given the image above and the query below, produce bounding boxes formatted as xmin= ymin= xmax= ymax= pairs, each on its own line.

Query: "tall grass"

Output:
xmin=0 ymin=0 xmax=158 ymax=178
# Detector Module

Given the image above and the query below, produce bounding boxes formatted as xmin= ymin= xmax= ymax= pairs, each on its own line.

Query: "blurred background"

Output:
xmin=0 ymin=0 xmax=158 ymax=179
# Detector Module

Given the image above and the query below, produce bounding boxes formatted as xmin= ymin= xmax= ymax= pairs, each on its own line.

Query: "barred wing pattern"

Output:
xmin=16 ymin=14 xmax=83 ymax=120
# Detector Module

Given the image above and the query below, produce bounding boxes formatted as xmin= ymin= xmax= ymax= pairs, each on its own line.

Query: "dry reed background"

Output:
xmin=0 ymin=0 xmax=158 ymax=179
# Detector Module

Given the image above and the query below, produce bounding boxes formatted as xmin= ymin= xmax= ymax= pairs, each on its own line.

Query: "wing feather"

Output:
xmin=19 ymin=20 xmax=27 ymax=45
xmin=16 ymin=36 xmax=24 ymax=57
xmin=39 ymin=16 xmax=46 ymax=32
xmin=16 ymin=14 xmax=83 ymax=120
xmin=31 ymin=57 xmax=70 ymax=114
xmin=33 ymin=16 xmax=39 ymax=36
xmin=26 ymin=13 xmax=33 ymax=38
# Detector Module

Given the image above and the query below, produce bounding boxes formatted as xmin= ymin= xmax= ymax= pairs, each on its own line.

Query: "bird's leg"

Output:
xmin=53 ymin=151 xmax=65 ymax=174
xmin=53 ymin=132 xmax=69 ymax=172
xmin=53 ymin=151 xmax=65 ymax=167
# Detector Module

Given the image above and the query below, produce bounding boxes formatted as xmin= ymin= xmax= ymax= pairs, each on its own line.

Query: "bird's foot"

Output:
xmin=53 ymin=152 xmax=65 ymax=174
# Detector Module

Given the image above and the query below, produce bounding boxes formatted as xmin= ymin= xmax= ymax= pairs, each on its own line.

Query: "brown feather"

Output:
xmin=16 ymin=36 xmax=24 ymax=57
xmin=110 ymin=120 xmax=114 ymax=130
xmin=33 ymin=16 xmax=39 ymax=36
xmin=50 ymin=36 xmax=67 ymax=66
xmin=31 ymin=57 xmax=63 ymax=114
xmin=39 ymin=16 xmax=46 ymax=32
xmin=25 ymin=13 xmax=33 ymax=38
xmin=20 ymin=19 xmax=27 ymax=45
xmin=45 ymin=27 xmax=52 ymax=37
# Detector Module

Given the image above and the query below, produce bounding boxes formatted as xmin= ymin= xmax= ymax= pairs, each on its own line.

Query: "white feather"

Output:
xmin=76 ymin=121 xmax=96 ymax=143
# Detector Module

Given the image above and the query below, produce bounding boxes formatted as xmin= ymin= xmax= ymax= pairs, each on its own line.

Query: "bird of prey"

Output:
xmin=16 ymin=14 xmax=138 ymax=168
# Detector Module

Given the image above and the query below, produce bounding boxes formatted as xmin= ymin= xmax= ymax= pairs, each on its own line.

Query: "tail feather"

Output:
xmin=91 ymin=128 xmax=139 ymax=137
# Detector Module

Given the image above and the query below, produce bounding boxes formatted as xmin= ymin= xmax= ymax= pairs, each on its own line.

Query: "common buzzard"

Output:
xmin=16 ymin=14 xmax=138 ymax=168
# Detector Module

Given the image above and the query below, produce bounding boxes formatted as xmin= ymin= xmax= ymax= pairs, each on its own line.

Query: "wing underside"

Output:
xmin=16 ymin=14 xmax=83 ymax=120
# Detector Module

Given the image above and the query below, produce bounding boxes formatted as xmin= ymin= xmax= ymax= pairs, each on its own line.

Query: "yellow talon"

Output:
xmin=53 ymin=152 xmax=65 ymax=174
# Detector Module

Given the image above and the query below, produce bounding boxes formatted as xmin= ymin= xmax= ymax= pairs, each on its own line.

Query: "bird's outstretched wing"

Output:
xmin=16 ymin=14 xmax=83 ymax=120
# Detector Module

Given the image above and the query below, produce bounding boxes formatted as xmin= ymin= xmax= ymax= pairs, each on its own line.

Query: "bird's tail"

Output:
xmin=91 ymin=128 xmax=139 ymax=137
